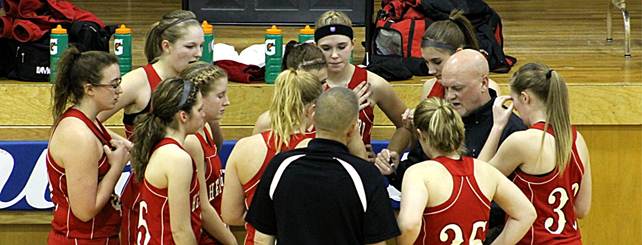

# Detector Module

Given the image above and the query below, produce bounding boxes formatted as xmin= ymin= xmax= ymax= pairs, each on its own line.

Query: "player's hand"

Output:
xmin=352 ymin=81 xmax=372 ymax=111
xmin=374 ymin=149 xmax=399 ymax=175
xmin=104 ymin=139 xmax=130 ymax=170
xmin=492 ymin=96 xmax=514 ymax=130
xmin=401 ymin=108 xmax=415 ymax=131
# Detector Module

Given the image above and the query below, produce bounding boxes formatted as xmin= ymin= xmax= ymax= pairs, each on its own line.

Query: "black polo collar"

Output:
xmin=307 ymin=138 xmax=350 ymax=154
xmin=462 ymin=89 xmax=498 ymax=124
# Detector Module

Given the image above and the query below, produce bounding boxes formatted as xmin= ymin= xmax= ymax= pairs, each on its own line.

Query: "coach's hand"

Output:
xmin=374 ymin=149 xmax=399 ymax=175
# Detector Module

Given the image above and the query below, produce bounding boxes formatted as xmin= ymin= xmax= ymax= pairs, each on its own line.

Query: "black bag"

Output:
xmin=6 ymin=34 xmax=50 ymax=82
xmin=3 ymin=21 xmax=117 ymax=82
xmin=65 ymin=21 xmax=116 ymax=52
xmin=367 ymin=56 xmax=414 ymax=81
xmin=0 ymin=38 xmax=14 ymax=77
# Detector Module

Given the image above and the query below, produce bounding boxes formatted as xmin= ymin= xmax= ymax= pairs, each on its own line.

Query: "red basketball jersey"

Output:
xmin=46 ymin=108 xmax=121 ymax=241
xmin=323 ymin=66 xmax=374 ymax=145
xmin=426 ymin=79 xmax=445 ymax=99
xmin=415 ymin=156 xmax=491 ymax=245
xmin=513 ymin=122 xmax=584 ymax=245
xmin=123 ymin=64 xmax=162 ymax=138
xmin=196 ymin=127 xmax=225 ymax=245
xmin=242 ymin=130 xmax=315 ymax=245
xmin=120 ymin=175 xmax=141 ymax=245
xmin=120 ymin=64 xmax=163 ymax=245
xmin=134 ymin=138 xmax=202 ymax=245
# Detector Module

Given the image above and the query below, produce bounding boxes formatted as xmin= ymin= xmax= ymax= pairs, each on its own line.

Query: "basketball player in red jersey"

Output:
xmin=129 ymin=78 xmax=205 ymax=245
xmin=97 ymin=10 xmax=203 ymax=138
xmin=397 ymin=98 xmax=535 ymax=245
xmin=315 ymin=10 xmax=407 ymax=161
xmin=47 ymin=47 xmax=130 ymax=244
xmin=94 ymin=11 xmax=204 ymax=245
xmin=181 ymin=62 xmax=237 ymax=245
xmin=479 ymin=63 xmax=592 ymax=244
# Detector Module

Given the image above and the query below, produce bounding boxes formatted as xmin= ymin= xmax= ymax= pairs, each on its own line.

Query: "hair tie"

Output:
xmin=314 ymin=24 xmax=353 ymax=42
xmin=546 ymin=69 xmax=554 ymax=80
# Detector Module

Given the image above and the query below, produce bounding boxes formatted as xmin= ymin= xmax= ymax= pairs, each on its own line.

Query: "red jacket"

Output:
xmin=1 ymin=0 xmax=104 ymax=42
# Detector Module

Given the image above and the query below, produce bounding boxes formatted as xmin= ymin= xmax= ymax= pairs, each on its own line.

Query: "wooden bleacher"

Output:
xmin=0 ymin=0 xmax=641 ymax=244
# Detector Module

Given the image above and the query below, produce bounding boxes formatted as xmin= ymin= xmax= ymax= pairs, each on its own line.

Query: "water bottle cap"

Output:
xmin=266 ymin=25 xmax=282 ymax=34
xmin=115 ymin=24 xmax=132 ymax=34
xmin=299 ymin=25 xmax=314 ymax=34
xmin=202 ymin=20 xmax=213 ymax=34
xmin=51 ymin=25 xmax=67 ymax=34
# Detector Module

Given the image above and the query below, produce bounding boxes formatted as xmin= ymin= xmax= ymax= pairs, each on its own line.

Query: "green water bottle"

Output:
xmin=264 ymin=25 xmax=283 ymax=84
xmin=201 ymin=20 xmax=214 ymax=63
xmin=114 ymin=24 xmax=132 ymax=76
xmin=50 ymin=25 xmax=68 ymax=83
xmin=298 ymin=25 xmax=314 ymax=44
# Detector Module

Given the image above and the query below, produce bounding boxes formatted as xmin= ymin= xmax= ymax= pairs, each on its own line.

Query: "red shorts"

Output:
xmin=48 ymin=231 xmax=119 ymax=245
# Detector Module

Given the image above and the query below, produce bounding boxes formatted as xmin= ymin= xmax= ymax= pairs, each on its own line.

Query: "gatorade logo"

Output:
xmin=265 ymin=39 xmax=276 ymax=56
xmin=114 ymin=39 xmax=123 ymax=56
xmin=50 ymin=39 xmax=58 ymax=55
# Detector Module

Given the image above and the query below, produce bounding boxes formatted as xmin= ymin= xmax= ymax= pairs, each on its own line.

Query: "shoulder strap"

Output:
xmin=143 ymin=64 xmax=163 ymax=91
xmin=347 ymin=66 xmax=368 ymax=89
xmin=62 ymin=108 xmax=112 ymax=146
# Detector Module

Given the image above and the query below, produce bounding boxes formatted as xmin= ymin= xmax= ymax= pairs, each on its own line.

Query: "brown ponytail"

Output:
xmin=510 ymin=63 xmax=572 ymax=172
xmin=130 ymin=78 xmax=200 ymax=181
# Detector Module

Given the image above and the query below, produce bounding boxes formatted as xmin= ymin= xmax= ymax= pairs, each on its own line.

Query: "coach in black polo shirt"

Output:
xmin=246 ymin=87 xmax=400 ymax=245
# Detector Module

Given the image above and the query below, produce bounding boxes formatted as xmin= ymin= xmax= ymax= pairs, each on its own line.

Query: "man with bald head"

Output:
xmin=382 ymin=49 xmax=526 ymax=243
xmin=442 ymin=49 xmax=493 ymax=117
xmin=386 ymin=49 xmax=525 ymax=179
xmin=246 ymin=87 xmax=400 ymax=245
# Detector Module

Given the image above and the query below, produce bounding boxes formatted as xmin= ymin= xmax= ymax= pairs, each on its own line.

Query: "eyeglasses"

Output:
xmin=92 ymin=78 xmax=122 ymax=90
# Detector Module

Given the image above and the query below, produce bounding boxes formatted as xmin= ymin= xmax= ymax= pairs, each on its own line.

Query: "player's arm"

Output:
xmin=489 ymin=165 xmax=536 ymax=245
xmin=487 ymin=133 xmax=526 ymax=176
xmin=397 ymin=165 xmax=429 ymax=245
xmin=164 ymin=150 xmax=198 ymax=245
xmin=252 ymin=111 xmax=271 ymax=135
xmin=184 ymin=135 xmax=237 ymax=244
xmin=478 ymin=96 xmax=514 ymax=162
xmin=59 ymin=120 xmax=129 ymax=222
xmin=573 ymin=132 xmax=592 ymax=218
xmin=370 ymin=73 xmax=406 ymax=130
xmin=221 ymin=138 xmax=251 ymax=226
